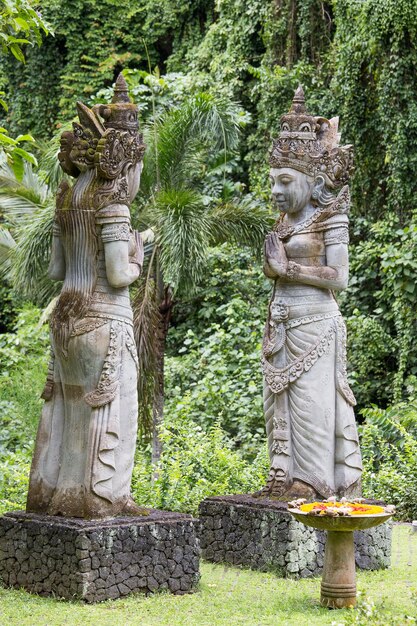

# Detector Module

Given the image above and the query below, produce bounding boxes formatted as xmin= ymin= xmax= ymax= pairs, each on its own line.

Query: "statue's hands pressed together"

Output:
xmin=264 ymin=232 xmax=288 ymax=278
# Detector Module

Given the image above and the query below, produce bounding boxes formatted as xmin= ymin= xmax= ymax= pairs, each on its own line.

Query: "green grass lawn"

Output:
xmin=0 ymin=524 xmax=415 ymax=626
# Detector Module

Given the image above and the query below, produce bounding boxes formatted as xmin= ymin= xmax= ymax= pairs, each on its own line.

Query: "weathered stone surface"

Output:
xmin=0 ymin=510 xmax=200 ymax=602
xmin=260 ymin=86 xmax=361 ymax=501
xmin=26 ymin=74 xmax=147 ymax=520
xmin=199 ymin=495 xmax=392 ymax=578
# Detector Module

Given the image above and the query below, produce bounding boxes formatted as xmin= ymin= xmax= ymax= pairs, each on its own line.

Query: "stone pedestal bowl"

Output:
xmin=288 ymin=509 xmax=393 ymax=609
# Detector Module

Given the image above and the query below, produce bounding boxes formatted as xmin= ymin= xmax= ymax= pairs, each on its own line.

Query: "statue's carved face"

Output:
xmin=270 ymin=167 xmax=313 ymax=215
xmin=69 ymin=124 xmax=98 ymax=173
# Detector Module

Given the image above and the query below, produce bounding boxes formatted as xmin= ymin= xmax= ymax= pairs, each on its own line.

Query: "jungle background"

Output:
xmin=1 ymin=0 xmax=417 ymax=522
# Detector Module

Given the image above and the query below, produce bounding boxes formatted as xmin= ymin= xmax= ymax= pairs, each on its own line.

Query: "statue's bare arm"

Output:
xmin=287 ymin=242 xmax=348 ymax=290
xmin=264 ymin=232 xmax=349 ymax=291
xmin=104 ymin=229 xmax=143 ymax=288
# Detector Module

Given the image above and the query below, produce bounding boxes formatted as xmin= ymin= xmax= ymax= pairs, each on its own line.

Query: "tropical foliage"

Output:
xmin=0 ymin=0 xmax=51 ymax=178
xmin=2 ymin=302 xmax=417 ymax=521
xmin=3 ymin=0 xmax=417 ymax=400
xmin=1 ymin=0 xmax=417 ymax=525
xmin=133 ymin=89 xmax=269 ymax=447
xmin=360 ymin=403 xmax=417 ymax=521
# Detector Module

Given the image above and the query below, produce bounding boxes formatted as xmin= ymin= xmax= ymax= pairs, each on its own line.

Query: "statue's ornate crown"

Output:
xmin=60 ymin=73 xmax=145 ymax=179
xmin=269 ymin=86 xmax=353 ymax=188
xmin=93 ymin=74 xmax=139 ymax=133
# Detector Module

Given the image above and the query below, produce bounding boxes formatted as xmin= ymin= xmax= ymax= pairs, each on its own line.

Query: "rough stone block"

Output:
xmin=198 ymin=495 xmax=392 ymax=578
xmin=0 ymin=510 xmax=200 ymax=602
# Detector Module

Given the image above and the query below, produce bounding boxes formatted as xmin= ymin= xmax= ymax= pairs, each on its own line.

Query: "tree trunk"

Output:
xmin=151 ymin=281 xmax=173 ymax=479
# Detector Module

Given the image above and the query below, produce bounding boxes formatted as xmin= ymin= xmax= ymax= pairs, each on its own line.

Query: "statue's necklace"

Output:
xmin=273 ymin=185 xmax=350 ymax=240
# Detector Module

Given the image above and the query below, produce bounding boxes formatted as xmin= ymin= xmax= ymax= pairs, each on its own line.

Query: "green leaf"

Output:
xmin=10 ymin=154 xmax=24 ymax=181
xmin=8 ymin=38 xmax=30 ymax=45
xmin=14 ymin=17 xmax=30 ymax=31
xmin=0 ymin=100 xmax=8 ymax=112
xmin=0 ymin=133 xmax=17 ymax=146
xmin=15 ymin=134 xmax=35 ymax=143
xmin=11 ymin=148 xmax=38 ymax=166
xmin=9 ymin=44 xmax=25 ymax=64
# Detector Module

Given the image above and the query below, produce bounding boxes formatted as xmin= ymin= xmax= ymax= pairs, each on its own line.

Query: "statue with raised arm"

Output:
xmin=26 ymin=75 xmax=146 ymax=518
xmin=260 ymin=86 xmax=362 ymax=501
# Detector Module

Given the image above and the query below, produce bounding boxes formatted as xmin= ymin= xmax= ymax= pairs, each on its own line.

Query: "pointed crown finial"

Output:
xmin=290 ymin=85 xmax=306 ymax=114
xmin=93 ymin=71 xmax=139 ymax=132
xmin=112 ymin=73 xmax=131 ymax=104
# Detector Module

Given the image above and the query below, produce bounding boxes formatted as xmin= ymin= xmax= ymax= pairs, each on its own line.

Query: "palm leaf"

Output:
xmin=132 ymin=265 xmax=162 ymax=438
xmin=11 ymin=201 xmax=57 ymax=304
xmin=207 ymin=195 xmax=273 ymax=254
xmin=143 ymin=93 xmax=242 ymax=193
xmin=150 ymin=188 xmax=212 ymax=296
xmin=0 ymin=162 xmax=48 ymax=219
xmin=0 ymin=225 xmax=16 ymax=280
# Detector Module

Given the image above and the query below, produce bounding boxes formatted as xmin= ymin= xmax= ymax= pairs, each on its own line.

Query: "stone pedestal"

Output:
xmin=320 ymin=530 xmax=356 ymax=608
xmin=199 ymin=495 xmax=391 ymax=577
xmin=0 ymin=510 xmax=200 ymax=602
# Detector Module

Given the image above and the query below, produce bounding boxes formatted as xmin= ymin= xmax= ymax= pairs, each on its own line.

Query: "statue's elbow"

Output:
xmin=107 ymin=273 xmax=129 ymax=288
xmin=106 ymin=265 xmax=140 ymax=288
xmin=334 ymin=274 xmax=348 ymax=291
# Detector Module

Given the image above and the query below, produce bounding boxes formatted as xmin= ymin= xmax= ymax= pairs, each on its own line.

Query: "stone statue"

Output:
xmin=26 ymin=75 xmax=146 ymax=518
xmin=260 ymin=86 xmax=362 ymax=501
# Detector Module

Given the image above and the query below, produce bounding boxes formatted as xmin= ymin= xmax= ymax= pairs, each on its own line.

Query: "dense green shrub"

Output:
xmin=0 ymin=451 xmax=30 ymax=514
xmin=132 ymin=406 xmax=269 ymax=515
xmin=0 ymin=306 xmax=48 ymax=514
xmin=339 ymin=215 xmax=417 ymax=404
xmin=360 ymin=403 xmax=417 ymax=521
xmin=0 ymin=283 xmax=19 ymax=333
xmin=0 ymin=306 xmax=48 ymax=455
xmin=165 ymin=245 xmax=269 ymax=457
xmin=0 ymin=304 xmax=49 ymax=376
xmin=345 ymin=311 xmax=396 ymax=408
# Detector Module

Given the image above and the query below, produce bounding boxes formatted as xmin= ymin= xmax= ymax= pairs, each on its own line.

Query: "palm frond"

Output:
xmin=0 ymin=190 xmax=45 ymax=226
xmin=151 ymin=188 xmax=212 ymax=296
xmin=143 ymin=93 xmax=243 ymax=193
xmin=0 ymin=162 xmax=48 ymax=226
xmin=11 ymin=201 xmax=57 ymax=305
xmin=0 ymin=225 xmax=16 ymax=251
xmin=207 ymin=195 xmax=273 ymax=255
xmin=0 ymin=225 xmax=16 ymax=281
xmin=132 ymin=268 xmax=162 ymax=438
xmin=0 ymin=163 xmax=48 ymax=210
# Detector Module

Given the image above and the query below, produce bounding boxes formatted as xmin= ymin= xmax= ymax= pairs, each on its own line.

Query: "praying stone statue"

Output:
xmin=260 ymin=86 xmax=362 ymax=501
xmin=26 ymin=74 xmax=146 ymax=518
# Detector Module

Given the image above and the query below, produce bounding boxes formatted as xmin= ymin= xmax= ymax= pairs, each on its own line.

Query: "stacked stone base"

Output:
xmin=199 ymin=495 xmax=392 ymax=577
xmin=0 ymin=510 xmax=200 ymax=602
